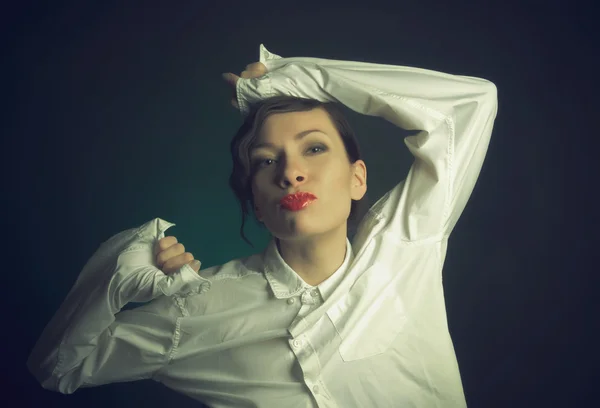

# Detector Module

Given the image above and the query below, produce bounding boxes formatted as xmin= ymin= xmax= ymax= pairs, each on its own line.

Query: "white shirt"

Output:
xmin=27 ymin=44 xmax=498 ymax=407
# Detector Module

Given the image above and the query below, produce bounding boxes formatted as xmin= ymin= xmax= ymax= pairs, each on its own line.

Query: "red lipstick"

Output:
xmin=280 ymin=192 xmax=317 ymax=212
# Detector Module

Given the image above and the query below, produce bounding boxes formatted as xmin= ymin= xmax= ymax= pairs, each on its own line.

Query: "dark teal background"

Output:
xmin=4 ymin=1 xmax=596 ymax=407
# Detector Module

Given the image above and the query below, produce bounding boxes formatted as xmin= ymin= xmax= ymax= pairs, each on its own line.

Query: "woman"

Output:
xmin=27 ymin=44 xmax=497 ymax=407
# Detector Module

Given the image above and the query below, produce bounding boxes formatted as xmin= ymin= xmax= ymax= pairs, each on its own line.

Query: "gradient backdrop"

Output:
xmin=4 ymin=1 xmax=596 ymax=407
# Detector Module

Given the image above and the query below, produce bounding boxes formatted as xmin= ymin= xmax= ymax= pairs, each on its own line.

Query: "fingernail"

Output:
xmin=191 ymin=260 xmax=201 ymax=269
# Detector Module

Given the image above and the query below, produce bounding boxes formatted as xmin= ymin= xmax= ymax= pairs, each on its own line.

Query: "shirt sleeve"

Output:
xmin=236 ymin=44 xmax=498 ymax=242
xmin=26 ymin=218 xmax=211 ymax=394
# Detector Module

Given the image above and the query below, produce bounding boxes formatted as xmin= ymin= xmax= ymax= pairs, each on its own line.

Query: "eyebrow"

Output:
xmin=250 ymin=129 xmax=328 ymax=152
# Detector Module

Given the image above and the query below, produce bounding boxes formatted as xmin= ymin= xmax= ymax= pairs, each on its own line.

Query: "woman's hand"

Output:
xmin=222 ymin=62 xmax=268 ymax=109
xmin=155 ymin=236 xmax=200 ymax=274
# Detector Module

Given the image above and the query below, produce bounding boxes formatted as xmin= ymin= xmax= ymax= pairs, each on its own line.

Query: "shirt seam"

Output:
xmin=152 ymin=297 xmax=186 ymax=381
xmin=167 ymin=297 xmax=187 ymax=362
xmin=207 ymin=271 xmax=264 ymax=282
xmin=416 ymin=241 xmax=445 ymax=408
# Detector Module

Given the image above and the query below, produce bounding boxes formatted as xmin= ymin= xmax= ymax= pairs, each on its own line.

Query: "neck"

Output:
xmin=276 ymin=225 xmax=348 ymax=286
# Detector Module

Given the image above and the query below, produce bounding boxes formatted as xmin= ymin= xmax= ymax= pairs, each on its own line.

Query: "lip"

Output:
xmin=279 ymin=192 xmax=318 ymax=211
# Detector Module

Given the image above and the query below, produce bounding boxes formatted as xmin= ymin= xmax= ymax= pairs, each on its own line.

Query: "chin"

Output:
xmin=268 ymin=220 xmax=343 ymax=242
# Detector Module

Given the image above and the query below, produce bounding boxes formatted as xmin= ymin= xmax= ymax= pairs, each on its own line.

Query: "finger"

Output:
xmin=188 ymin=259 xmax=201 ymax=273
xmin=221 ymin=72 xmax=239 ymax=86
xmin=162 ymin=252 xmax=194 ymax=274
xmin=156 ymin=243 xmax=186 ymax=267
xmin=240 ymin=70 xmax=253 ymax=79
xmin=240 ymin=71 xmax=267 ymax=79
xmin=157 ymin=242 xmax=185 ymax=266
xmin=155 ymin=236 xmax=177 ymax=255
xmin=240 ymin=68 xmax=266 ymax=79
xmin=246 ymin=62 xmax=267 ymax=73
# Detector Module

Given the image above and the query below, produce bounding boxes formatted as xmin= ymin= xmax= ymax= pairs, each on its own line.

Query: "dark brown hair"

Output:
xmin=228 ymin=95 xmax=370 ymax=248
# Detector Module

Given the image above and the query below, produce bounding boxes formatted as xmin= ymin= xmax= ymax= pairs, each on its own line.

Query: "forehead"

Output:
xmin=257 ymin=107 xmax=337 ymax=140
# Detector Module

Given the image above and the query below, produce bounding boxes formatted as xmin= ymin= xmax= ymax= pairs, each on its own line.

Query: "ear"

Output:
xmin=350 ymin=160 xmax=367 ymax=201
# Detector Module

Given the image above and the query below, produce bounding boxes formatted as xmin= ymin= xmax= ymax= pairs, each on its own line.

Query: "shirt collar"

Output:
xmin=262 ymin=236 xmax=354 ymax=300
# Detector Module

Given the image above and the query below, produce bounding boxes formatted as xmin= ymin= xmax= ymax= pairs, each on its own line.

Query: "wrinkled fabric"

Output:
xmin=27 ymin=44 xmax=497 ymax=407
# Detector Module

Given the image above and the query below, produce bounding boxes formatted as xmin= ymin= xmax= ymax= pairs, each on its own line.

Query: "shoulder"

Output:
xmin=185 ymin=252 xmax=272 ymax=316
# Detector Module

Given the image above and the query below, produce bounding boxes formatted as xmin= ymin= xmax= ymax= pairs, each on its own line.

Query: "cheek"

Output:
xmin=251 ymin=177 xmax=269 ymax=208
xmin=327 ymin=169 xmax=352 ymax=192
xmin=322 ymin=173 xmax=353 ymax=207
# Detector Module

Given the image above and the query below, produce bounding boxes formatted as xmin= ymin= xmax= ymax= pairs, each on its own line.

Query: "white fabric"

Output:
xmin=27 ymin=44 xmax=498 ymax=407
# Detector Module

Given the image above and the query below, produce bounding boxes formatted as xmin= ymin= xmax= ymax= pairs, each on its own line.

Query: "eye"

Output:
xmin=252 ymin=145 xmax=327 ymax=170
xmin=309 ymin=146 xmax=326 ymax=154
xmin=255 ymin=158 xmax=275 ymax=169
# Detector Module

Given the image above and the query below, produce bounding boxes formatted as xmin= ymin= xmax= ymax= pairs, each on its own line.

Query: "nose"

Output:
xmin=277 ymin=159 xmax=306 ymax=188
xmin=280 ymin=175 xmax=305 ymax=188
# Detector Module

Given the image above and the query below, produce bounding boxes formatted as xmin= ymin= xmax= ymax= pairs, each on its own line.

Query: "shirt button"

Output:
xmin=313 ymin=385 xmax=319 ymax=394
xmin=293 ymin=339 xmax=302 ymax=348
xmin=287 ymin=298 xmax=295 ymax=305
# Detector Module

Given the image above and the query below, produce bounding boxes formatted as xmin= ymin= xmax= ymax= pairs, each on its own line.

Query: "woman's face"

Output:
xmin=250 ymin=107 xmax=367 ymax=242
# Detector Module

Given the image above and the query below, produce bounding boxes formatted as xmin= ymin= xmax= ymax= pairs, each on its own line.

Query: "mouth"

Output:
xmin=279 ymin=192 xmax=318 ymax=212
